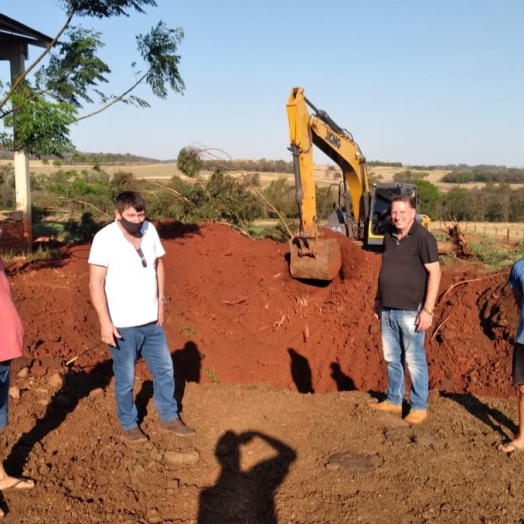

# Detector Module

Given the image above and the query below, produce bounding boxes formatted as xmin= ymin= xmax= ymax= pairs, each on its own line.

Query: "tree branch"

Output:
xmin=74 ymin=70 xmax=148 ymax=122
xmin=0 ymin=14 xmax=74 ymax=111
xmin=437 ymin=271 xmax=508 ymax=306
xmin=56 ymin=197 xmax=111 ymax=217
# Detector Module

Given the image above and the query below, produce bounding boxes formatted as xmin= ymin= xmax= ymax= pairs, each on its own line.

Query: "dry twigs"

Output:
xmin=273 ymin=314 xmax=287 ymax=331
xmin=65 ymin=341 xmax=104 ymax=367
xmin=222 ymin=297 xmax=248 ymax=306
xmin=437 ymin=271 xmax=508 ymax=306
xmin=431 ymin=316 xmax=449 ymax=340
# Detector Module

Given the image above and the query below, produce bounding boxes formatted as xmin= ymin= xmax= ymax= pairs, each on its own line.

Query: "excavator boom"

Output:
xmin=286 ymin=87 xmax=431 ymax=281
xmin=287 ymin=87 xmax=344 ymax=281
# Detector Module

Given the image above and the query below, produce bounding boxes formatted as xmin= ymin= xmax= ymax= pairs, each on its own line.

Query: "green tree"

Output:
xmin=441 ymin=186 xmax=469 ymax=221
xmin=177 ymin=147 xmax=203 ymax=178
xmin=263 ymin=177 xmax=298 ymax=218
xmin=0 ymin=0 xmax=185 ymax=157
xmin=411 ymin=179 xmax=440 ymax=219
xmin=393 ymin=169 xmax=429 ymax=182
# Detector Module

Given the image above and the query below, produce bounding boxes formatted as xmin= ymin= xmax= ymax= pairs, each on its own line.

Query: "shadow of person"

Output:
xmin=198 ymin=430 xmax=296 ymax=524
xmin=172 ymin=341 xmax=203 ymax=412
xmin=4 ymin=360 xmax=113 ymax=477
xmin=330 ymin=363 xmax=355 ymax=392
xmin=155 ymin=221 xmax=201 ymax=241
xmin=442 ymin=392 xmax=518 ymax=440
xmin=135 ymin=341 xmax=203 ymax=420
xmin=288 ymin=348 xmax=314 ymax=394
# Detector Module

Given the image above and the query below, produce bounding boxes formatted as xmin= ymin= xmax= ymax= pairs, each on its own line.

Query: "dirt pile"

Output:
xmin=6 ymin=221 xmax=517 ymax=399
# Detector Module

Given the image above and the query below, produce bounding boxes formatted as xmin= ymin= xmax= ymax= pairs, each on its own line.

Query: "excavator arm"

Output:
xmin=287 ymin=87 xmax=371 ymax=241
xmin=286 ymin=87 xmax=435 ymax=282
xmin=286 ymin=87 xmax=374 ymax=280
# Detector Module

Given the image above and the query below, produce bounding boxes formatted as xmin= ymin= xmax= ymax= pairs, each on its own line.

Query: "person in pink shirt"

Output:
xmin=0 ymin=226 xmax=34 ymax=515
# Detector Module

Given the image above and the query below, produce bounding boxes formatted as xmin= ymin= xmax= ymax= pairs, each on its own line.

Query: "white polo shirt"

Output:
xmin=88 ymin=220 xmax=166 ymax=328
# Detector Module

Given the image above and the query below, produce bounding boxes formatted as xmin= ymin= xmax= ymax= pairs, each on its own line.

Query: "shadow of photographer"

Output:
xmin=198 ymin=430 xmax=296 ymax=524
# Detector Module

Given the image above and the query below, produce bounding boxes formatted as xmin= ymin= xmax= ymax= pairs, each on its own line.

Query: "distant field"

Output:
xmin=22 ymin=160 xmax=185 ymax=179
xmin=2 ymin=159 xmax=523 ymax=192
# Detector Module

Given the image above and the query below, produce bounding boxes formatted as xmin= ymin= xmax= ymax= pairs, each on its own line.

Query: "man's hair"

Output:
xmin=392 ymin=195 xmax=416 ymax=209
xmin=115 ymin=191 xmax=146 ymax=214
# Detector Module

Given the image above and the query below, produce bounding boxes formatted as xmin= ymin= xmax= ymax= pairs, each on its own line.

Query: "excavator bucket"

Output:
xmin=289 ymin=238 xmax=342 ymax=281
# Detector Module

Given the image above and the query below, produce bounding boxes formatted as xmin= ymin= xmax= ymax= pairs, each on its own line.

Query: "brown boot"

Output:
xmin=122 ymin=426 xmax=148 ymax=443
xmin=159 ymin=418 xmax=195 ymax=437
xmin=368 ymin=400 xmax=402 ymax=414
xmin=405 ymin=409 xmax=427 ymax=424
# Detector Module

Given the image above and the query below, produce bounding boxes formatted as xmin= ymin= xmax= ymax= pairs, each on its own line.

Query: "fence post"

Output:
xmin=507 ymin=228 xmax=510 ymax=242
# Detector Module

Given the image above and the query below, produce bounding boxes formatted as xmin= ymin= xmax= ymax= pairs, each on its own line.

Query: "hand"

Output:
xmin=101 ymin=321 xmax=121 ymax=347
xmin=373 ymin=299 xmax=381 ymax=320
xmin=157 ymin=301 xmax=165 ymax=326
xmin=415 ymin=309 xmax=433 ymax=332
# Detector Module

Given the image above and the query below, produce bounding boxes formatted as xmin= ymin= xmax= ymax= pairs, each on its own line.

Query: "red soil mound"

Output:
xmin=7 ymin=222 xmax=517 ymax=398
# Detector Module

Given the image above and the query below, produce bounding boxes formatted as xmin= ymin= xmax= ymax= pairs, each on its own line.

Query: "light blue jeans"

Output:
xmin=380 ymin=307 xmax=429 ymax=411
xmin=0 ymin=361 xmax=10 ymax=429
xmin=110 ymin=323 xmax=179 ymax=430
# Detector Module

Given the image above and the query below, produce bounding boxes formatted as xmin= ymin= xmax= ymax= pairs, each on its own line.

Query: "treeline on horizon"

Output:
xmin=2 ymin=150 xmax=524 ymax=182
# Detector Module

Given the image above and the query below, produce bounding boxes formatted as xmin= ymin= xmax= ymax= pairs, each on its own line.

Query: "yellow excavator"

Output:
xmin=286 ymin=87 xmax=430 ymax=281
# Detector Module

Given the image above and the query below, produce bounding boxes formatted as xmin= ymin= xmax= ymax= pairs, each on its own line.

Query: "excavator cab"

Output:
xmin=367 ymin=183 xmax=430 ymax=245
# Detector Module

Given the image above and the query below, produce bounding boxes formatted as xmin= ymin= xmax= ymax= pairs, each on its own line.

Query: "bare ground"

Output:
xmin=1 ymin=221 xmax=522 ymax=523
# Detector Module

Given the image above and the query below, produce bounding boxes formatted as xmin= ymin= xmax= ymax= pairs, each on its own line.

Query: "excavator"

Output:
xmin=286 ymin=87 xmax=430 ymax=281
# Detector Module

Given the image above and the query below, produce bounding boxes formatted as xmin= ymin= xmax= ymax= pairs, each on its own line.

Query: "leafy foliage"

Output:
xmin=36 ymin=27 xmax=111 ymax=108
xmin=2 ymin=83 xmax=77 ymax=156
xmin=411 ymin=179 xmax=440 ymax=217
xmin=60 ymin=0 xmax=158 ymax=18
xmin=0 ymin=0 xmax=185 ymax=156
xmin=176 ymin=147 xmax=203 ymax=178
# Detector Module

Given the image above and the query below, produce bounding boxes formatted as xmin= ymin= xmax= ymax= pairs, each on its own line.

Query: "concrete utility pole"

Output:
xmin=6 ymin=43 xmax=32 ymax=246
xmin=0 ymin=14 xmax=53 ymax=251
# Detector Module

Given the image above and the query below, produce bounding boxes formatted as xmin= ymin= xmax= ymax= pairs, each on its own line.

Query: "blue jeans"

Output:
xmin=0 ymin=361 xmax=10 ymax=429
xmin=110 ymin=323 xmax=178 ymax=430
xmin=380 ymin=307 xmax=429 ymax=410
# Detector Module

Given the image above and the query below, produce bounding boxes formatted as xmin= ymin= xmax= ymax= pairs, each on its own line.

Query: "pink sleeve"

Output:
xmin=0 ymin=267 xmax=24 ymax=361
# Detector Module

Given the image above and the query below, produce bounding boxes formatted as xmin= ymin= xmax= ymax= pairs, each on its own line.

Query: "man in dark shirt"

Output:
xmin=370 ymin=195 xmax=441 ymax=424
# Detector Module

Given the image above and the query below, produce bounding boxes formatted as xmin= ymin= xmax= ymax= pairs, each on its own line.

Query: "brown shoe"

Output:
xmin=405 ymin=409 xmax=427 ymax=424
xmin=368 ymin=400 xmax=402 ymax=414
xmin=159 ymin=418 xmax=195 ymax=437
xmin=122 ymin=426 xmax=148 ymax=443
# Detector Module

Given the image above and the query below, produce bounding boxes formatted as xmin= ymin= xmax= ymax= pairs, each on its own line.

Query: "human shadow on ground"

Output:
xmin=198 ymin=430 xmax=296 ymax=524
xmin=155 ymin=221 xmax=201 ymax=241
xmin=330 ymin=363 xmax=355 ymax=391
xmin=135 ymin=340 xmax=203 ymax=421
xmin=288 ymin=348 xmax=313 ymax=394
xmin=5 ymin=360 xmax=113 ymax=477
xmin=442 ymin=392 xmax=518 ymax=439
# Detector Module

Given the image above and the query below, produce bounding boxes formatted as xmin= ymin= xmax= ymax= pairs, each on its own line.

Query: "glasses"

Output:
xmin=136 ymin=247 xmax=147 ymax=268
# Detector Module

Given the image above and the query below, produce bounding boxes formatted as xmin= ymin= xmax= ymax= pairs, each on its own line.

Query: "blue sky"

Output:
xmin=2 ymin=0 xmax=523 ymax=167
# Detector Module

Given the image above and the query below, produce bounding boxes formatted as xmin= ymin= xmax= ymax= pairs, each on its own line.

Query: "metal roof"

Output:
xmin=0 ymin=13 xmax=53 ymax=49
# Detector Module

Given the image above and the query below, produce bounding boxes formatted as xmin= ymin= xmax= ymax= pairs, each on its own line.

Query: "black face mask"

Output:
xmin=119 ymin=216 xmax=144 ymax=237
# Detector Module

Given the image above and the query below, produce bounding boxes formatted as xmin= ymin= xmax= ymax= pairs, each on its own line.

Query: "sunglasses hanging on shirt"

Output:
xmin=136 ymin=247 xmax=147 ymax=268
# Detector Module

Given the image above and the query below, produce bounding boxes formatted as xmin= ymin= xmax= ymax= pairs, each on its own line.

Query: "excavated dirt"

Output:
xmin=2 ymin=221 xmax=524 ymax=523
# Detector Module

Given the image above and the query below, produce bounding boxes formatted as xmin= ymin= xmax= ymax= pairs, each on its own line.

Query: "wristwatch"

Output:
xmin=423 ymin=307 xmax=434 ymax=315
xmin=159 ymin=297 xmax=167 ymax=304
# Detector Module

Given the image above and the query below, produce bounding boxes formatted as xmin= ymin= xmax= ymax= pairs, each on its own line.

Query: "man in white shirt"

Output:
xmin=89 ymin=191 xmax=194 ymax=443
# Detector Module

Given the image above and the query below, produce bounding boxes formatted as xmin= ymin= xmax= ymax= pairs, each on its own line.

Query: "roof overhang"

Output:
xmin=0 ymin=13 xmax=53 ymax=49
